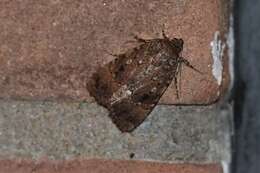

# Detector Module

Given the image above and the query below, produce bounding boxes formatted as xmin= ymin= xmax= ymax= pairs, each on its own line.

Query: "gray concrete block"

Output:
xmin=0 ymin=100 xmax=231 ymax=162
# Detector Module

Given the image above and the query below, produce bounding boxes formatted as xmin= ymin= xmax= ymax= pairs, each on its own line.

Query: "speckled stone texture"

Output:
xmin=0 ymin=0 xmax=229 ymax=104
xmin=0 ymin=100 xmax=231 ymax=162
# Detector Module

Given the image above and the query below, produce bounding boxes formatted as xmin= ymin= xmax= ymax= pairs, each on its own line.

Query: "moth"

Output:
xmin=87 ymin=31 xmax=201 ymax=132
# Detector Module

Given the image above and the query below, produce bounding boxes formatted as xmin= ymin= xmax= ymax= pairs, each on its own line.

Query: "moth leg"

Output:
xmin=178 ymin=62 xmax=183 ymax=98
xmin=176 ymin=61 xmax=183 ymax=98
xmin=179 ymin=57 xmax=202 ymax=74
xmin=173 ymin=60 xmax=183 ymax=99
xmin=174 ymin=75 xmax=179 ymax=99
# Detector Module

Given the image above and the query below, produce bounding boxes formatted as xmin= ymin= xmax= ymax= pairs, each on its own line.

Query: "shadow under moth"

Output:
xmin=87 ymin=31 xmax=201 ymax=132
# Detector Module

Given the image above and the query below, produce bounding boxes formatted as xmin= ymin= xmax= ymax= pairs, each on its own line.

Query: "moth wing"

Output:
xmin=87 ymin=53 xmax=135 ymax=108
xmin=87 ymin=67 xmax=114 ymax=107
xmin=109 ymin=80 xmax=171 ymax=132
xmin=87 ymin=47 xmax=147 ymax=109
xmin=109 ymin=99 xmax=149 ymax=132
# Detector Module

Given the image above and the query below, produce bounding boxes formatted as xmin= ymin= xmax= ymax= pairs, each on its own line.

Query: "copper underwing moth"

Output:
xmin=87 ymin=31 xmax=201 ymax=132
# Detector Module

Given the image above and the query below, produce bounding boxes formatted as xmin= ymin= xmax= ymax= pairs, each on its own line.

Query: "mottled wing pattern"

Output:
xmin=87 ymin=39 xmax=181 ymax=132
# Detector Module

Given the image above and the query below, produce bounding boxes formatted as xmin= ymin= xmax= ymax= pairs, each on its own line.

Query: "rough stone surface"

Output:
xmin=0 ymin=160 xmax=222 ymax=173
xmin=0 ymin=0 xmax=229 ymax=104
xmin=0 ymin=100 xmax=231 ymax=162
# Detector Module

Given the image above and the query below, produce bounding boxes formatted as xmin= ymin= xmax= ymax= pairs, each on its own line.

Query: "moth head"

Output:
xmin=170 ymin=38 xmax=184 ymax=53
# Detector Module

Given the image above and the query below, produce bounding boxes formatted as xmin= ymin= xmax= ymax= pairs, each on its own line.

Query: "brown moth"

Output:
xmin=87 ymin=31 xmax=201 ymax=132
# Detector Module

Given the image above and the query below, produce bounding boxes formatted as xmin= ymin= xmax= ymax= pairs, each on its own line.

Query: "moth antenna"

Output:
xmin=134 ymin=35 xmax=147 ymax=43
xmin=162 ymin=29 xmax=169 ymax=40
xmin=161 ymin=23 xmax=169 ymax=39
xmin=104 ymin=50 xmax=121 ymax=58
xmin=129 ymin=32 xmax=149 ymax=43
xmin=179 ymin=58 xmax=203 ymax=74
xmin=123 ymin=39 xmax=138 ymax=45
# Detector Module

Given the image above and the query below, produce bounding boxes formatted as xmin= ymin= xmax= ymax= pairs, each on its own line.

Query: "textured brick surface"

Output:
xmin=0 ymin=159 xmax=222 ymax=173
xmin=0 ymin=0 xmax=229 ymax=104
xmin=0 ymin=1 xmax=230 ymax=172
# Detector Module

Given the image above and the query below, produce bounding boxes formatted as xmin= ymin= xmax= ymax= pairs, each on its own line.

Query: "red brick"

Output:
xmin=0 ymin=159 xmax=222 ymax=173
xmin=0 ymin=0 xmax=229 ymax=104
